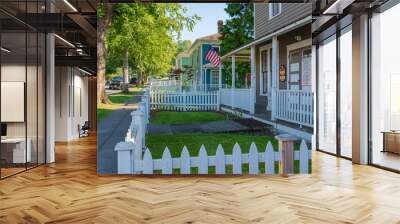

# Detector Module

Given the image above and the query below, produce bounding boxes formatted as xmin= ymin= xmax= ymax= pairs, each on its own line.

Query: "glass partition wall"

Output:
xmin=316 ymin=25 xmax=353 ymax=159
xmin=0 ymin=3 xmax=46 ymax=179
xmin=317 ymin=34 xmax=337 ymax=155
xmin=370 ymin=3 xmax=400 ymax=171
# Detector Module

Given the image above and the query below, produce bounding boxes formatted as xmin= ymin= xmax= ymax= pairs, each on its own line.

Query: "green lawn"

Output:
xmin=97 ymin=108 xmax=113 ymax=122
xmin=146 ymin=133 xmax=309 ymax=174
xmin=108 ymin=91 xmax=138 ymax=104
xmin=97 ymin=87 xmax=142 ymax=122
xmin=150 ymin=111 xmax=230 ymax=125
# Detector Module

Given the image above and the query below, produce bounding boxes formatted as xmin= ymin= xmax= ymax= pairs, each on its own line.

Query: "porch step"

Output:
xmin=255 ymin=103 xmax=267 ymax=114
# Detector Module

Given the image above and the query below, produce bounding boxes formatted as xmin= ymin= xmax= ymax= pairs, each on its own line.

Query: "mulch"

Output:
xmin=233 ymin=118 xmax=269 ymax=129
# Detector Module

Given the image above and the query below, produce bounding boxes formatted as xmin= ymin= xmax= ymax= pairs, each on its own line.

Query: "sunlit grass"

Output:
xmin=97 ymin=86 xmax=142 ymax=121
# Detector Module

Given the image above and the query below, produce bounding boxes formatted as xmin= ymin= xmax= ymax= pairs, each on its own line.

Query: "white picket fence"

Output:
xmin=275 ymin=90 xmax=314 ymax=127
xmin=115 ymin=140 xmax=311 ymax=175
xmin=150 ymin=90 xmax=219 ymax=111
xmin=150 ymin=79 xmax=182 ymax=87
xmin=118 ymin=88 xmax=150 ymax=163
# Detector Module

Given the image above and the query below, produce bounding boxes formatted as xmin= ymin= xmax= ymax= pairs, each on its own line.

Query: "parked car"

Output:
xmin=109 ymin=79 xmax=121 ymax=90
xmin=129 ymin=77 xmax=137 ymax=85
xmin=105 ymin=80 xmax=110 ymax=89
xmin=113 ymin=76 xmax=123 ymax=83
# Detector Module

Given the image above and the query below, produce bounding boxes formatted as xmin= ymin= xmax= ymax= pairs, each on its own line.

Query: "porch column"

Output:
xmin=352 ymin=14 xmax=369 ymax=165
xmin=271 ymin=36 xmax=279 ymax=121
xmin=218 ymin=62 xmax=222 ymax=89
xmin=250 ymin=46 xmax=256 ymax=114
xmin=180 ymin=73 xmax=183 ymax=93
xmin=231 ymin=55 xmax=236 ymax=109
xmin=311 ymin=45 xmax=317 ymax=151
xmin=199 ymin=68 xmax=203 ymax=89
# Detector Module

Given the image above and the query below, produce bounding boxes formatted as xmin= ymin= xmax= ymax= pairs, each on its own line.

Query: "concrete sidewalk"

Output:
xmin=97 ymin=93 xmax=143 ymax=174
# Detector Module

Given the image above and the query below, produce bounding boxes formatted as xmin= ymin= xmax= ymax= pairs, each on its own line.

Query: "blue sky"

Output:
xmin=181 ymin=3 xmax=230 ymax=42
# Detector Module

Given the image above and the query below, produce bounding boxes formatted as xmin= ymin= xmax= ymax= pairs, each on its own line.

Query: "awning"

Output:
xmin=221 ymin=15 xmax=312 ymax=60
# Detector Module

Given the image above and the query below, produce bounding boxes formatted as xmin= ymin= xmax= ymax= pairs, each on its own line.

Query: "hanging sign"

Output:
xmin=279 ymin=65 xmax=286 ymax=82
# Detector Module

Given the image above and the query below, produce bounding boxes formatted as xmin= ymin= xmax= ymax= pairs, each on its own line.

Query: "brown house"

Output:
xmin=219 ymin=3 xmax=313 ymax=141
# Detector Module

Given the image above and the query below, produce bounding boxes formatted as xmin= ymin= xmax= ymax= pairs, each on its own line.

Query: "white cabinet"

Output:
xmin=1 ymin=138 xmax=31 ymax=163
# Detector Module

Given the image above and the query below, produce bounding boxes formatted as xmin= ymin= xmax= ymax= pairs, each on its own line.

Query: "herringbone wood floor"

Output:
xmin=1 ymin=135 xmax=400 ymax=224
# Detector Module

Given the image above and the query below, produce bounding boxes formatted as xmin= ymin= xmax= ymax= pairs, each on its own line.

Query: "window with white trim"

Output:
xmin=269 ymin=3 xmax=282 ymax=19
xmin=211 ymin=70 xmax=219 ymax=85
xmin=261 ymin=50 xmax=269 ymax=94
xmin=260 ymin=46 xmax=272 ymax=96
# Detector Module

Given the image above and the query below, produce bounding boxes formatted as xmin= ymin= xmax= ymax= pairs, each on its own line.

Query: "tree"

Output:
xmin=97 ymin=1 xmax=114 ymax=103
xmin=220 ymin=3 xmax=254 ymax=55
xmin=176 ymin=40 xmax=192 ymax=55
xmin=219 ymin=3 xmax=254 ymax=88
xmin=106 ymin=4 xmax=199 ymax=85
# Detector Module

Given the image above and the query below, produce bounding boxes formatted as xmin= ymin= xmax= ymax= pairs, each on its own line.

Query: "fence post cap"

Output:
xmin=275 ymin=134 xmax=298 ymax=142
xmin=115 ymin=141 xmax=135 ymax=151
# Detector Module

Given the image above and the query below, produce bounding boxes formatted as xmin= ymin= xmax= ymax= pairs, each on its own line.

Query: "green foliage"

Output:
xmin=97 ymin=1 xmax=105 ymax=18
xmin=150 ymin=111 xmax=228 ymax=125
xmin=106 ymin=4 xmax=199 ymax=79
xmin=220 ymin=3 xmax=254 ymax=55
xmin=222 ymin=61 xmax=251 ymax=88
xmin=176 ymin=40 xmax=192 ymax=55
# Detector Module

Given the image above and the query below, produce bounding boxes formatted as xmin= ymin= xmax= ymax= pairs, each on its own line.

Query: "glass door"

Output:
xmin=0 ymin=1 xmax=47 ymax=179
xmin=339 ymin=25 xmax=352 ymax=158
xmin=370 ymin=3 xmax=400 ymax=171
xmin=317 ymin=34 xmax=337 ymax=155
xmin=1 ymin=31 xmax=28 ymax=178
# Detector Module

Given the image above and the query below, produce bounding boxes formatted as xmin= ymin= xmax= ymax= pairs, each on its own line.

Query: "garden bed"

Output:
xmin=150 ymin=111 xmax=234 ymax=125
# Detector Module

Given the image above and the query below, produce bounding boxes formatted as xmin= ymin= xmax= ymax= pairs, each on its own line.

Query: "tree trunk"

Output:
xmin=138 ymin=71 xmax=143 ymax=86
xmin=122 ymin=48 xmax=129 ymax=93
xmin=97 ymin=2 xmax=113 ymax=104
xmin=142 ymin=73 xmax=147 ymax=85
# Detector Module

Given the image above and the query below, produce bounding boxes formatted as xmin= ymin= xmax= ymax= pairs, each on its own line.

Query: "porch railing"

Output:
xmin=220 ymin=88 xmax=251 ymax=112
xmin=275 ymin=90 xmax=314 ymax=128
xmin=150 ymin=90 xmax=219 ymax=111
xmin=150 ymin=79 xmax=182 ymax=87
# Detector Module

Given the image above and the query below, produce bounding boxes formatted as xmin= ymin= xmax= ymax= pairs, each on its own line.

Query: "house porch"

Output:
xmin=220 ymin=105 xmax=313 ymax=142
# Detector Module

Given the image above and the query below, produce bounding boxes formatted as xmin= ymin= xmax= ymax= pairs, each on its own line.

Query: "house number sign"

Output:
xmin=279 ymin=65 xmax=286 ymax=82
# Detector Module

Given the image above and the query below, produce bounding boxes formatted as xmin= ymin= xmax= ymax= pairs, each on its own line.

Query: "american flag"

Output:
xmin=205 ymin=47 xmax=220 ymax=67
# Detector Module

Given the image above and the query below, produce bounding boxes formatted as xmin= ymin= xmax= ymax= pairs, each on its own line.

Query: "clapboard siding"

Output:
xmin=254 ymin=3 xmax=311 ymax=39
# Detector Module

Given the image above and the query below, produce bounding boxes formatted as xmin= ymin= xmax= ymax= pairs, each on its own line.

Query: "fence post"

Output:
xmin=216 ymin=90 xmax=220 ymax=111
xmin=115 ymin=141 xmax=135 ymax=174
xmin=139 ymin=101 xmax=147 ymax=132
xmin=275 ymin=134 xmax=298 ymax=176
xmin=183 ymin=91 xmax=187 ymax=111
xmin=131 ymin=110 xmax=145 ymax=159
xmin=146 ymin=88 xmax=150 ymax=119
xmin=271 ymin=88 xmax=276 ymax=121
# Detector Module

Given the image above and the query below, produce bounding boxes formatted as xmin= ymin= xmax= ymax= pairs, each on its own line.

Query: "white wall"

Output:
xmin=54 ymin=67 xmax=89 ymax=141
